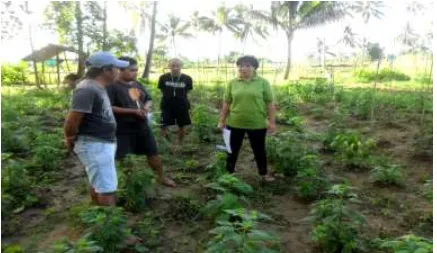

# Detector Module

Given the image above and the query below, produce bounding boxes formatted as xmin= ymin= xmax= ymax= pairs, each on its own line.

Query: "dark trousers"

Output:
xmin=226 ymin=126 xmax=268 ymax=176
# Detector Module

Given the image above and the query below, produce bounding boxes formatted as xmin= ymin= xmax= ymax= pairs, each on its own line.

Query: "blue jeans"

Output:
xmin=74 ymin=137 xmax=117 ymax=194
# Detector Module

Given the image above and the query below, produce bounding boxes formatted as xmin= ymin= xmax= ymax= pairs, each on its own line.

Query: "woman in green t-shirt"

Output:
xmin=217 ymin=55 xmax=276 ymax=182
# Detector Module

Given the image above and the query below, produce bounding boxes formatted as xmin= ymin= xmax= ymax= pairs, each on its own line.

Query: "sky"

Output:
xmin=1 ymin=1 xmax=434 ymax=63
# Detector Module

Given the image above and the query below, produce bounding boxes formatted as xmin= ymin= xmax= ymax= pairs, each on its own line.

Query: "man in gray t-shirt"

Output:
xmin=64 ymin=52 xmax=129 ymax=206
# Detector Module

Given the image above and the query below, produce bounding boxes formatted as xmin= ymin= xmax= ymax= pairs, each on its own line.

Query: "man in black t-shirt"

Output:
xmin=158 ymin=58 xmax=193 ymax=145
xmin=106 ymin=56 xmax=176 ymax=188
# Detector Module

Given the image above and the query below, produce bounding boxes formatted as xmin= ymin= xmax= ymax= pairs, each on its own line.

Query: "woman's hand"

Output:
xmin=217 ymin=120 xmax=226 ymax=130
xmin=267 ymin=121 xmax=276 ymax=134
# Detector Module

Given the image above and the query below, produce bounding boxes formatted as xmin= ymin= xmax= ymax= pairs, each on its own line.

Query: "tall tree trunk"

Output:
xmin=142 ymin=1 xmax=157 ymax=79
xmin=217 ymin=30 xmax=222 ymax=79
xmin=102 ymin=1 xmax=108 ymax=50
xmin=172 ymin=35 xmax=176 ymax=57
xmin=283 ymin=32 xmax=293 ymax=80
xmin=25 ymin=2 xmax=41 ymax=89
xmin=241 ymin=34 xmax=248 ymax=54
xmin=75 ymin=2 xmax=85 ymax=77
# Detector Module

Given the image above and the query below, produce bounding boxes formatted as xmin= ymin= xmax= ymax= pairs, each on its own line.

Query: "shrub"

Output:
xmin=1 ymin=62 xmax=29 ymax=85
xmin=294 ymin=156 xmax=329 ymax=200
xmin=353 ymin=68 xmax=411 ymax=82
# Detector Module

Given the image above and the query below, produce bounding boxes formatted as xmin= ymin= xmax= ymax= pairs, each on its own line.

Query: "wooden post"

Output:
xmin=56 ymin=52 xmax=61 ymax=87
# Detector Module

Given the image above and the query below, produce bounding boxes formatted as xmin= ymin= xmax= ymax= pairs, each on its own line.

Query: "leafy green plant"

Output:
xmin=205 ymin=174 xmax=253 ymax=196
xmin=1 ymin=160 xmax=39 ymax=216
xmin=294 ymin=156 xmax=329 ymax=200
xmin=192 ymin=104 xmax=218 ymax=142
xmin=79 ymin=206 xmax=132 ymax=253
xmin=2 ymin=244 xmax=25 ymax=253
xmin=353 ymin=68 xmax=411 ymax=82
xmin=41 ymin=234 xmax=103 ymax=253
xmin=329 ymin=131 xmax=376 ymax=169
xmin=203 ymin=193 xmax=244 ymax=222
xmin=135 ymin=212 xmax=164 ymax=250
xmin=205 ymin=208 xmax=280 ymax=253
xmin=371 ymin=165 xmax=405 ymax=186
xmin=379 ymin=234 xmax=432 ymax=253
xmin=118 ymin=167 xmax=154 ymax=212
xmin=267 ymin=132 xmax=317 ymax=176
xmin=1 ymin=62 xmax=29 ymax=85
xmin=32 ymin=133 xmax=65 ymax=170
xmin=206 ymin=152 xmax=228 ymax=180
xmin=306 ymin=184 xmax=365 ymax=253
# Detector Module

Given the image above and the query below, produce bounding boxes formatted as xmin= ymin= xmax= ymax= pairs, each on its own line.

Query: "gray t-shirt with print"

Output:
xmin=71 ymin=79 xmax=117 ymax=142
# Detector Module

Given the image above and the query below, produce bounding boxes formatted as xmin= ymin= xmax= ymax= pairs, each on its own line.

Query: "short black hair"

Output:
xmin=119 ymin=56 xmax=137 ymax=68
xmin=236 ymin=55 xmax=259 ymax=70
xmin=64 ymin=73 xmax=81 ymax=81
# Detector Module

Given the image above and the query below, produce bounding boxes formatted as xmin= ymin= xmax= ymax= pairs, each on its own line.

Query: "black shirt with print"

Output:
xmin=106 ymin=81 xmax=151 ymax=134
xmin=158 ymin=73 xmax=193 ymax=109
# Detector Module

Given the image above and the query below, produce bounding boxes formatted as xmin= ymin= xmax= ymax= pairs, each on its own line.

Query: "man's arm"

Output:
xmin=64 ymin=111 xmax=84 ymax=151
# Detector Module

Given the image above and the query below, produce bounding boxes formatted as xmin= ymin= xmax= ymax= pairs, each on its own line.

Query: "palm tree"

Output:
xmin=351 ymin=1 xmax=385 ymax=63
xmin=339 ymin=25 xmax=359 ymax=48
xmin=193 ymin=4 xmax=245 ymax=70
xmin=156 ymin=15 xmax=192 ymax=57
xmin=143 ymin=1 xmax=157 ymax=79
xmin=233 ymin=4 xmax=269 ymax=54
xmin=252 ymin=1 xmax=349 ymax=79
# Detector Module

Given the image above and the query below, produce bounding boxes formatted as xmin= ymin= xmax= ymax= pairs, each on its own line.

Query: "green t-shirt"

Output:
xmin=224 ymin=75 xmax=274 ymax=129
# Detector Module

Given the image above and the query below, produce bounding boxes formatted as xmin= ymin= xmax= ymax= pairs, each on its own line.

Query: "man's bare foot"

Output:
xmin=261 ymin=174 xmax=276 ymax=182
xmin=124 ymin=235 xmax=142 ymax=246
xmin=158 ymin=177 xmax=176 ymax=187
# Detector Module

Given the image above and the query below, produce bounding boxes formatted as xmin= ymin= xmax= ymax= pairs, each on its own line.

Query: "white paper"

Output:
xmin=222 ymin=128 xmax=232 ymax=154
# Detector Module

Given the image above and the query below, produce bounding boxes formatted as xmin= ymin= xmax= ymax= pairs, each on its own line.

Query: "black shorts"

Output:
xmin=161 ymin=105 xmax=191 ymax=128
xmin=115 ymin=125 xmax=158 ymax=160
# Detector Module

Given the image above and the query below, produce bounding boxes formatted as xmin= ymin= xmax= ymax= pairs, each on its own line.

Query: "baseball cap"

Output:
xmin=85 ymin=52 xmax=129 ymax=69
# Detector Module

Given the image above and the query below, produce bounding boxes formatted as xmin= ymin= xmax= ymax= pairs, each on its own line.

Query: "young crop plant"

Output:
xmin=306 ymin=184 xmax=366 ymax=253
xmin=266 ymin=132 xmax=317 ymax=177
xmin=328 ymin=131 xmax=376 ymax=170
xmin=379 ymin=234 xmax=432 ymax=253
xmin=294 ymin=155 xmax=329 ymax=200
xmin=192 ymin=104 xmax=218 ymax=142
xmin=79 ymin=206 xmax=132 ymax=253
xmin=371 ymin=165 xmax=405 ymax=187
xmin=205 ymin=208 xmax=280 ymax=253
xmin=41 ymin=234 xmax=103 ymax=253
xmin=206 ymin=152 xmax=228 ymax=180
xmin=205 ymin=174 xmax=253 ymax=196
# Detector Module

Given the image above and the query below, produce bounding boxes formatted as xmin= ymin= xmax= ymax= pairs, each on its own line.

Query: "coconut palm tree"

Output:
xmin=233 ymin=4 xmax=269 ymax=54
xmin=192 ymin=4 xmax=245 ymax=69
xmin=252 ymin=1 xmax=349 ymax=79
xmin=351 ymin=1 xmax=385 ymax=62
xmin=156 ymin=14 xmax=193 ymax=57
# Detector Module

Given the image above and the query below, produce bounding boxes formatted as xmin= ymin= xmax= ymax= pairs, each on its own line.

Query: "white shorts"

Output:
xmin=74 ymin=138 xmax=117 ymax=194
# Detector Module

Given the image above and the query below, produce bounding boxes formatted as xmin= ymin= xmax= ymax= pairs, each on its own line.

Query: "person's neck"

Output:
xmin=171 ymin=72 xmax=181 ymax=77
xmin=241 ymin=75 xmax=254 ymax=81
xmin=117 ymin=78 xmax=133 ymax=85
xmin=93 ymin=76 xmax=109 ymax=88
